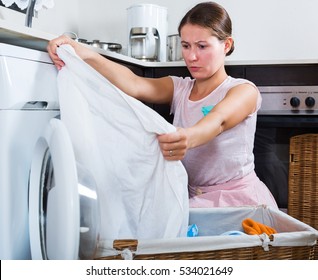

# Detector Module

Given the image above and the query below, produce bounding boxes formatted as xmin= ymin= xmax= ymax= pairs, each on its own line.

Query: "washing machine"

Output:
xmin=0 ymin=43 xmax=99 ymax=260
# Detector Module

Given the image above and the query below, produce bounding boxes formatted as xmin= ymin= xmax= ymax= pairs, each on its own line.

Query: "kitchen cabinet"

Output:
xmin=146 ymin=64 xmax=318 ymax=87
xmin=144 ymin=67 xmax=191 ymax=123
xmin=245 ymin=64 xmax=318 ymax=86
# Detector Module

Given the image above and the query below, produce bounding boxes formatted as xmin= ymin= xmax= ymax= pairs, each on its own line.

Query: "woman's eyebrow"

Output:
xmin=181 ymin=40 xmax=207 ymax=44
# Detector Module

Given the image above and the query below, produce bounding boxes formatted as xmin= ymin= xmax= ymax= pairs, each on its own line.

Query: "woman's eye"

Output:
xmin=182 ymin=44 xmax=189 ymax=49
xmin=198 ymin=45 xmax=206 ymax=49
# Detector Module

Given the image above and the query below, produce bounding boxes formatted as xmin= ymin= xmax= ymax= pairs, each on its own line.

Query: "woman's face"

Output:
xmin=180 ymin=24 xmax=230 ymax=80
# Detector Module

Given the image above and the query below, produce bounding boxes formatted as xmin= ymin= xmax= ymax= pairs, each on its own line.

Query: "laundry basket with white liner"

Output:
xmin=95 ymin=205 xmax=318 ymax=260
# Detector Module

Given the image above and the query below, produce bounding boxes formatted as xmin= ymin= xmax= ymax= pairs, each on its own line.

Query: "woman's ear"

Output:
xmin=224 ymin=37 xmax=233 ymax=54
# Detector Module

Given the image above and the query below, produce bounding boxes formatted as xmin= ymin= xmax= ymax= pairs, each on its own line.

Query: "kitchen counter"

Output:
xmin=0 ymin=19 xmax=186 ymax=68
xmin=1 ymin=19 xmax=318 ymax=67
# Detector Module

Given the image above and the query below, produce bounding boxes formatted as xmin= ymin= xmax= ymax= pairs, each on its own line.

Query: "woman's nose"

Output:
xmin=187 ymin=49 xmax=198 ymax=61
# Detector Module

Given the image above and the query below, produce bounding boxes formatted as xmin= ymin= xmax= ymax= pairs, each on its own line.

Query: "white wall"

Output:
xmin=77 ymin=0 xmax=318 ymax=62
xmin=1 ymin=0 xmax=318 ymax=62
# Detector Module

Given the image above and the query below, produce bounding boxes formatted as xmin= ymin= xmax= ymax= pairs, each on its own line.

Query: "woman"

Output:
xmin=47 ymin=2 xmax=278 ymax=209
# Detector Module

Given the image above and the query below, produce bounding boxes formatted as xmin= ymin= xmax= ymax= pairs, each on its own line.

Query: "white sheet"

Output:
xmin=56 ymin=45 xmax=189 ymax=240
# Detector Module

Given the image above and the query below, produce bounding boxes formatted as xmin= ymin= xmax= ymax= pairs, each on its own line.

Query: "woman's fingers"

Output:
xmin=47 ymin=35 xmax=74 ymax=69
xmin=158 ymin=128 xmax=188 ymax=160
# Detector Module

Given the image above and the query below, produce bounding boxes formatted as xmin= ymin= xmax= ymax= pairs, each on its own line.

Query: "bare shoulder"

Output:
xmin=227 ymin=82 xmax=259 ymax=97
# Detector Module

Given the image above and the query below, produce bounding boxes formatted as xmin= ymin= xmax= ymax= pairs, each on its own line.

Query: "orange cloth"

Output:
xmin=242 ymin=218 xmax=277 ymax=235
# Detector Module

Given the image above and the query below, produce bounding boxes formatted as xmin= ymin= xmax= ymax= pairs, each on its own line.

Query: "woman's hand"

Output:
xmin=47 ymin=35 xmax=72 ymax=69
xmin=157 ymin=128 xmax=189 ymax=161
xmin=47 ymin=35 xmax=94 ymax=70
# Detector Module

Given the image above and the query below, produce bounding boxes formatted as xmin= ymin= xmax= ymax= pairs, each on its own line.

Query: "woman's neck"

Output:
xmin=190 ymin=70 xmax=228 ymax=101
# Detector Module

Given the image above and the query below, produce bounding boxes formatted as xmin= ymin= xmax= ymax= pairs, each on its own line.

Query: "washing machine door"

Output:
xmin=29 ymin=118 xmax=100 ymax=260
xmin=29 ymin=118 xmax=80 ymax=260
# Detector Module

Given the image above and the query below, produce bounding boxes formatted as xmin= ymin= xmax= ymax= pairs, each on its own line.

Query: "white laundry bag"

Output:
xmin=56 ymin=45 xmax=189 ymax=240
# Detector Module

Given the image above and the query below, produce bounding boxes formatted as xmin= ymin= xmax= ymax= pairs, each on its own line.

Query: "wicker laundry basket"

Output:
xmin=94 ymin=205 xmax=318 ymax=260
xmin=288 ymin=133 xmax=318 ymax=259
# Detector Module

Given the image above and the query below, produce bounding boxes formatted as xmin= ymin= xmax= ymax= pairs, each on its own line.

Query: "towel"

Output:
xmin=2 ymin=0 xmax=54 ymax=11
xmin=242 ymin=218 xmax=277 ymax=235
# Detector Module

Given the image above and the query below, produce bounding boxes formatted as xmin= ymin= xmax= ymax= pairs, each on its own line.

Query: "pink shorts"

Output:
xmin=189 ymin=171 xmax=278 ymax=209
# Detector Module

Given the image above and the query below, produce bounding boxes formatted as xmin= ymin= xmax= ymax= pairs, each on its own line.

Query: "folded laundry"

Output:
xmin=242 ymin=218 xmax=277 ymax=235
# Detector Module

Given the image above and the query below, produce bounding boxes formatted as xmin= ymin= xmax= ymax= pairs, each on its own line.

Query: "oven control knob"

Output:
xmin=290 ymin=97 xmax=300 ymax=107
xmin=305 ymin=96 xmax=315 ymax=108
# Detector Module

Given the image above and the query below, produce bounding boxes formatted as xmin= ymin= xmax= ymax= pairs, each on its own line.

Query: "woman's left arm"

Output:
xmin=158 ymin=83 xmax=258 ymax=160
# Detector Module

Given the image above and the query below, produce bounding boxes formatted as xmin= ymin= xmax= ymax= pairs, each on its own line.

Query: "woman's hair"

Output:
xmin=178 ymin=1 xmax=234 ymax=56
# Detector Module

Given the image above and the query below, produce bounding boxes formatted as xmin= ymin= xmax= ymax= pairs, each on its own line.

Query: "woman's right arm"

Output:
xmin=47 ymin=35 xmax=174 ymax=104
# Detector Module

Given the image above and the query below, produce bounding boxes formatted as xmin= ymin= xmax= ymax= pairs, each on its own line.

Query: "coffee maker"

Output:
xmin=127 ymin=4 xmax=167 ymax=62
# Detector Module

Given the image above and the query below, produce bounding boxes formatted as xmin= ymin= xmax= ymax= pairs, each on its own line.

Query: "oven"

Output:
xmin=254 ymin=85 xmax=318 ymax=210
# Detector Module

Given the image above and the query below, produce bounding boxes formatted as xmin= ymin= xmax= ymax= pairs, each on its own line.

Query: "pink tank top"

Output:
xmin=170 ymin=75 xmax=261 ymax=187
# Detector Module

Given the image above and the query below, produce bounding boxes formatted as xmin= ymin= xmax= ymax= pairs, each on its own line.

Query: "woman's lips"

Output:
xmin=189 ymin=66 xmax=201 ymax=73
